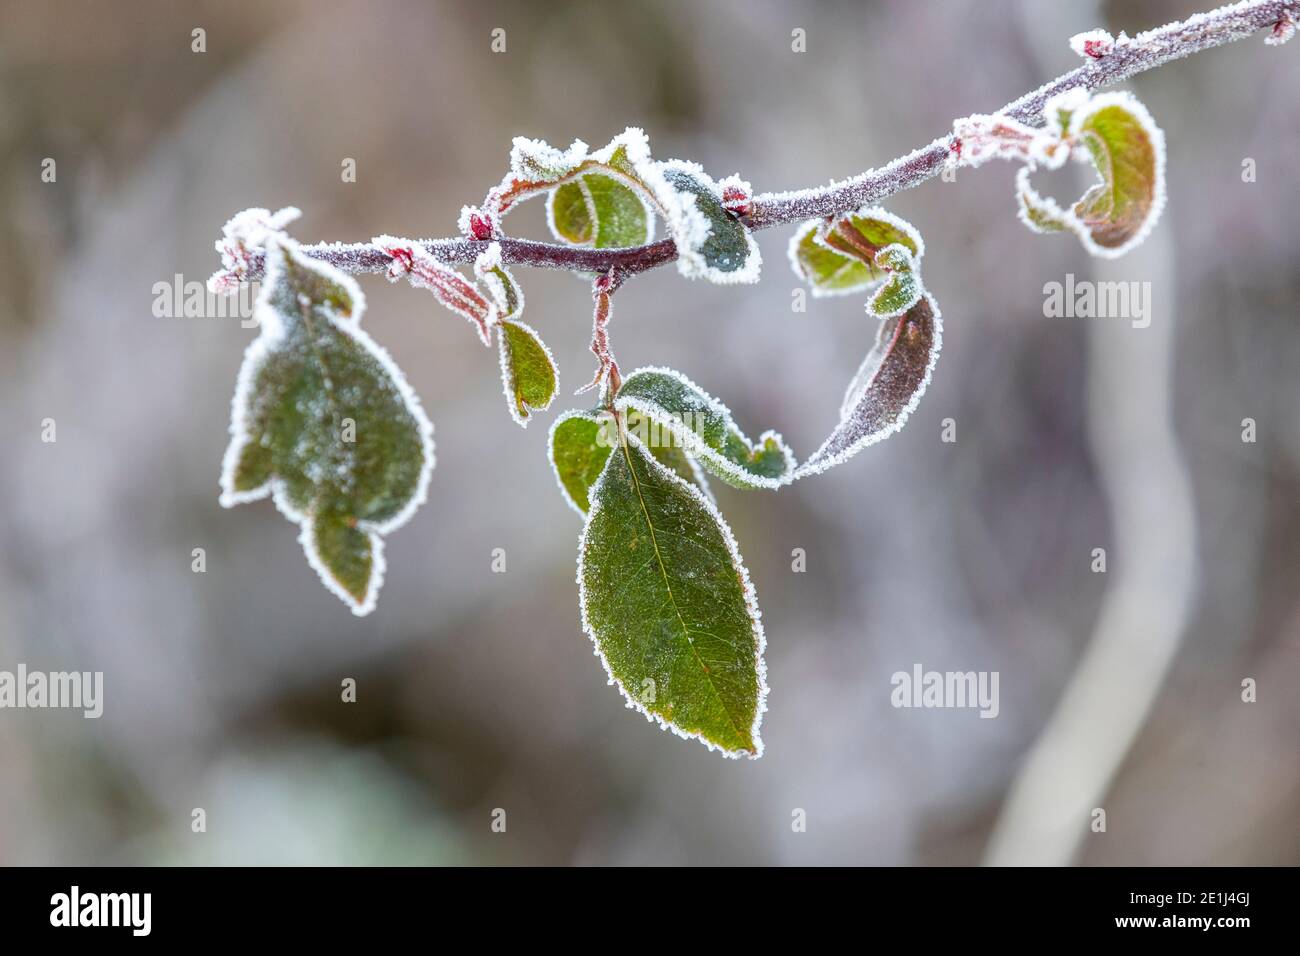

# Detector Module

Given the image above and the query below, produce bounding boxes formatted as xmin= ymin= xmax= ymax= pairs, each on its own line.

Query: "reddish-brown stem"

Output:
xmin=226 ymin=0 xmax=1294 ymax=284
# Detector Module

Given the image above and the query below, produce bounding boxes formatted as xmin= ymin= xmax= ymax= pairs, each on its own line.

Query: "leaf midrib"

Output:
xmin=617 ymin=429 xmax=750 ymax=749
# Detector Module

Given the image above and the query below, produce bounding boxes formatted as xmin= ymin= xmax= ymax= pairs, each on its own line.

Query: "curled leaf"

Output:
xmin=220 ymin=230 xmax=435 ymax=615
xmin=796 ymin=293 xmax=942 ymax=478
xmin=578 ymin=430 xmax=767 ymax=758
xmin=788 ymin=206 xmax=925 ymax=308
xmin=1068 ymin=91 xmax=1166 ymax=257
xmin=375 ymin=235 xmax=492 ymax=346
xmin=1015 ymin=167 xmax=1070 ymax=234
xmin=615 ymin=367 xmax=795 ymax=490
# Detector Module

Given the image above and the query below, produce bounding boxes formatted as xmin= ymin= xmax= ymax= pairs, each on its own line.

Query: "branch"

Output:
xmin=231 ymin=0 xmax=1295 ymax=283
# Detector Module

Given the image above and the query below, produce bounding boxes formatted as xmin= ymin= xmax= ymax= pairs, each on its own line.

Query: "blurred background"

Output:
xmin=1 ymin=0 xmax=1297 ymax=865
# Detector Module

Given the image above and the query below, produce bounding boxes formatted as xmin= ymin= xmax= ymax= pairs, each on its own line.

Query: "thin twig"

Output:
xmin=230 ymin=0 xmax=1294 ymax=283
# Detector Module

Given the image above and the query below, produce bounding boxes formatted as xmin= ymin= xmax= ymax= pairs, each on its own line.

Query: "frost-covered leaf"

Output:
xmin=614 ymin=367 xmax=795 ymax=490
xmin=548 ymin=410 xmax=615 ymax=515
xmin=1068 ymin=92 xmax=1166 ymax=257
xmin=220 ymin=230 xmax=434 ymax=616
xmin=864 ymin=244 xmax=922 ymax=319
xmin=655 ymin=163 xmax=761 ymax=283
xmin=788 ymin=207 xmax=924 ymax=304
xmin=578 ymin=431 xmax=766 ymax=758
xmin=624 ymin=408 xmax=715 ymax=505
xmin=471 ymin=127 xmax=759 ymax=284
xmin=548 ymin=173 xmax=653 ymax=249
xmin=1015 ymin=167 xmax=1070 ymax=234
xmin=957 ymin=87 xmax=1166 ymax=259
xmin=796 ymin=293 xmax=942 ymax=478
xmin=497 ymin=319 xmax=558 ymax=426
xmin=375 ymin=236 xmax=492 ymax=346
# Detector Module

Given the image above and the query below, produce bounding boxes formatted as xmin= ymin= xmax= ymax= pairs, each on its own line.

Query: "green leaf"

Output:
xmin=1014 ymin=167 xmax=1070 ymax=234
xmin=864 ymin=244 xmax=922 ymax=318
xmin=789 ymin=206 xmax=925 ymax=301
xmin=624 ymin=409 xmax=715 ymax=503
xmin=549 ymin=181 xmax=593 ymax=244
xmin=657 ymin=163 xmax=761 ymax=283
xmin=578 ymin=432 xmax=766 ymax=757
xmin=796 ymin=293 xmax=941 ymax=478
xmin=614 ymin=367 xmax=795 ymax=490
xmin=220 ymin=238 xmax=435 ymax=616
xmin=497 ymin=319 xmax=558 ymax=426
xmin=1069 ymin=92 xmax=1165 ymax=256
xmin=549 ymin=410 xmax=615 ymax=514
xmin=548 ymin=174 xmax=653 ymax=249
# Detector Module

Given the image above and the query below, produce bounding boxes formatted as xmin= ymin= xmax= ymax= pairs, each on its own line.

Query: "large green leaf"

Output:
xmin=614 ymin=367 xmax=795 ymax=489
xmin=579 ymin=431 xmax=766 ymax=757
xmin=796 ymin=293 xmax=942 ymax=478
xmin=220 ymin=238 xmax=435 ymax=615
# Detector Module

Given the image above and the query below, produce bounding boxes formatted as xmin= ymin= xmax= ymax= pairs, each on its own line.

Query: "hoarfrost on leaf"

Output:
xmin=375 ymin=235 xmax=493 ymax=346
xmin=219 ymin=222 xmax=435 ymax=616
xmin=578 ymin=429 xmax=767 ymax=758
xmin=614 ymin=367 xmax=795 ymax=490
xmin=796 ymin=293 xmax=942 ymax=479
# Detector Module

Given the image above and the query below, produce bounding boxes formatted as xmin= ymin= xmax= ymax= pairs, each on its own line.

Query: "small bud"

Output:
xmin=1069 ymin=29 xmax=1114 ymax=59
xmin=719 ymin=176 xmax=753 ymax=218
xmin=1265 ymin=13 xmax=1295 ymax=46
xmin=460 ymin=206 xmax=498 ymax=241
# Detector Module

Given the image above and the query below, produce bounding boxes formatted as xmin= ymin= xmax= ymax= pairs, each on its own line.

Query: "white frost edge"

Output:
xmin=1014 ymin=165 xmax=1074 ymax=235
xmin=575 ymin=429 xmax=768 ymax=759
xmin=495 ymin=318 xmax=558 ymax=428
xmin=1063 ymin=89 xmax=1168 ymax=260
xmin=642 ymin=158 xmax=759 ymax=284
xmin=614 ymin=365 xmax=796 ymax=490
xmin=864 ymin=243 xmax=923 ymax=319
xmin=473 ymin=240 xmax=523 ymax=324
xmin=787 ymin=206 xmax=925 ymax=299
xmin=218 ymin=229 xmax=436 ymax=617
xmin=541 ymin=156 xmax=659 ymax=249
xmin=794 ymin=293 xmax=943 ymax=479
xmin=373 ymin=234 xmax=495 ymax=347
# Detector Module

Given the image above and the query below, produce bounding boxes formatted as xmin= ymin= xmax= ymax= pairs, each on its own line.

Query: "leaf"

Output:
xmin=374 ymin=236 xmax=493 ymax=347
xmin=549 ymin=410 xmax=615 ymax=514
xmin=548 ymin=173 xmax=653 ymax=249
xmin=796 ymin=293 xmax=942 ymax=478
xmin=968 ymin=88 xmax=1167 ymax=259
xmin=578 ymin=430 xmax=766 ymax=757
xmin=1015 ymin=167 xmax=1070 ymax=234
xmin=624 ymin=408 xmax=715 ymax=505
xmin=614 ymin=367 xmax=795 ymax=490
xmin=864 ymin=244 xmax=922 ymax=319
xmin=656 ymin=162 xmax=761 ymax=283
xmin=220 ymin=236 xmax=435 ymax=615
xmin=1068 ymin=92 xmax=1166 ymax=257
xmin=497 ymin=319 xmax=558 ymax=426
xmin=788 ymin=206 xmax=925 ymax=304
